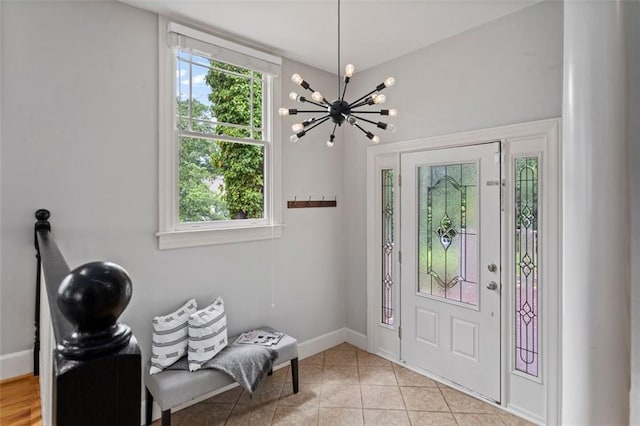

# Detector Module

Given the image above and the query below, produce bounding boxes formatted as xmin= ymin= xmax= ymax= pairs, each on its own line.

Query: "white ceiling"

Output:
xmin=123 ymin=0 xmax=541 ymax=74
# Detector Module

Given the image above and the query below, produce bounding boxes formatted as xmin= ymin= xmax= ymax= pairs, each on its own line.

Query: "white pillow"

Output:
xmin=149 ymin=298 xmax=198 ymax=375
xmin=188 ymin=297 xmax=228 ymax=371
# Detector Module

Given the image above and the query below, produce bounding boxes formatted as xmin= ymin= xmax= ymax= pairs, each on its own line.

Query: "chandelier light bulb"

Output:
xmin=373 ymin=94 xmax=386 ymax=104
xmin=384 ymin=77 xmax=396 ymax=87
xmin=372 ymin=135 xmax=381 ymax=144
xmin=327 ymin=139 xmax=335 ymax=147
xmin=345 ymin=64 xmax=355 ymax=78
xmin=291 ymin=73 xmax=304 ymax=85
xmin=346 ymin=115 xmax=358 ymax=125
xmin=292 ymin=123 xmax=304 ymax=133
xmin=388 ymin=109 xmax=398 ymax=117
xmin=311 ymin=91 xmax=324 ymax=103
xmin=387 ymin=123 xmax=397 ymax=133
xmin=290 ymin=134 xmax=300 ymax=143
xmin=289 ymin=92 xmax=298 ymax=101
xmin=278 ymin=108 xmax=290 ymax=116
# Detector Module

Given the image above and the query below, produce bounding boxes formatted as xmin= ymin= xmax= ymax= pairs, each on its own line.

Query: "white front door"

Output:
xmin=400 ymin=142 xmax=501 ymax=402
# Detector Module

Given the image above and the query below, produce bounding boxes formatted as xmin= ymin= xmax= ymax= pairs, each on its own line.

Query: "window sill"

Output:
xmin=157 ymin=224 xmax=283 ymax=250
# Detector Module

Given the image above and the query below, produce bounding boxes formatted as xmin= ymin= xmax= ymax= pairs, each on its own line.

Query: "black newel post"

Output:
xmin=33 ymin=209 xmax=51 ymax=376
xmin=34 ymin=210 xmax=141 ymax=426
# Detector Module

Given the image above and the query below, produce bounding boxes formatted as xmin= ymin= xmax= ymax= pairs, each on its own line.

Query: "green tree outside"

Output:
xmin=206 ymin=61 xmax=264 ymax=219
xmin=177 ymin=98 xmax=228 ymax=222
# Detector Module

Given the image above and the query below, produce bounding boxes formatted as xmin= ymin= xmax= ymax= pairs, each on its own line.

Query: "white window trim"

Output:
xmin=158 ymin=17 xmax=283 ymax=250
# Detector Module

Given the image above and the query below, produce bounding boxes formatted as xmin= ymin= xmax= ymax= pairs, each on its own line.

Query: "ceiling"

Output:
xmin=122 ymin=0 xmax=541 ymax=74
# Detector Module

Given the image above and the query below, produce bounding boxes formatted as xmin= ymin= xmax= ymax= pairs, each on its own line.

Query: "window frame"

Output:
xmin=158 ymin=18 xmax=283 ymax=249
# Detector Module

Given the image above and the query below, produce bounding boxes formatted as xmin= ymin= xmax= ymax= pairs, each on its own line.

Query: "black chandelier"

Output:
xmin=278 ymin=0 xmax=397 ymax=147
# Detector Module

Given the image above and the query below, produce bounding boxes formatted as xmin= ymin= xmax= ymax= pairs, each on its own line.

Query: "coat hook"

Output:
xmin=322 ymin=196 xmax=325 ymax=201
xmin=294 ymin=196 xmax=297 ymax=202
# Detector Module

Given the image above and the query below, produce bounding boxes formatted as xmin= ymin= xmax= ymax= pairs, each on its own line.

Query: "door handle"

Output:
xmin=486 ymin=281 xmax=498 ymax=290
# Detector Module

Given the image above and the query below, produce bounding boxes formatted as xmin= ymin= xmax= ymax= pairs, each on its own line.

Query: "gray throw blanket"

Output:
xmin=167 ymin=344 xmax=278 ymax=394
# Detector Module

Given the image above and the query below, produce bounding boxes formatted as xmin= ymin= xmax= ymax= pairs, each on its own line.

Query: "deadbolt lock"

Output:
xmin=487 ymin=263 xmax=497 ymax=273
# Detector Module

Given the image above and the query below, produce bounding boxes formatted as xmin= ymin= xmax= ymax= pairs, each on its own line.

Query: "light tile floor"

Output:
xmin=154 ymin=343 xmax=534 ymax=426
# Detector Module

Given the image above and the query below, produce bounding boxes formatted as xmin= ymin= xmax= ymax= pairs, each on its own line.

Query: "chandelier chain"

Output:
xmin=337 ymin=0 xmax=341 ymax=98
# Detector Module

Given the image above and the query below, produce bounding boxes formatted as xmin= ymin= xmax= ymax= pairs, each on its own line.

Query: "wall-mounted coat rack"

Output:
xmin=287 ymin=196 xmax=337 ymax=209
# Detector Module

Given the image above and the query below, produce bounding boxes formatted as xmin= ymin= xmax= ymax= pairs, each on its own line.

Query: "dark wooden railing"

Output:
xmin=34 ymin=209 xmax=141 ymax=426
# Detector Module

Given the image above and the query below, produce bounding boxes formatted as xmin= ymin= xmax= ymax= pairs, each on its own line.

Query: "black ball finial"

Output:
xmin=35 ymin=209 xmax=51 ymax=232
xmin=35 ymin=209 xmax=50 ymax=221
xmin=58 ymin=262 xmax=132 ymax=333
xmin=57 ymin=262 xmax=133 ymax=359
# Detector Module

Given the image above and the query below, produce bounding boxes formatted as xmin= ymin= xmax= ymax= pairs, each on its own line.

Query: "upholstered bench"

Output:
xmin=144 ymin=330 xmax=298 ymax=426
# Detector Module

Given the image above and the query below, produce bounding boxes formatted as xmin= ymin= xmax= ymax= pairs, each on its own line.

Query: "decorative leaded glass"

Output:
xmin=418 ymin=163 xmax=478 ymax=306
xmin=515 ymin=157 xmax=539 ymax=377
xmin=381 ymin=169 xmax=394 ymax=325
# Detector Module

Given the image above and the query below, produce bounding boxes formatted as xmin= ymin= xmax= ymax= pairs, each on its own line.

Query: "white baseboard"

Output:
xmin=344 ymin=328 xmax=367 ymax=350
xmin=297 ymin=328 xmax=347 ymax=359
xmin=142 ymin=327 xmax=368 ymax=424
xmin=0 ymin=350 xmax=32 ymax=380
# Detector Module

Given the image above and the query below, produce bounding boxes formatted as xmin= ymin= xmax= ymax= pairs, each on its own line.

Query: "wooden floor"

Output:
xmin=0 ymin=374 xmax=41 ymax=426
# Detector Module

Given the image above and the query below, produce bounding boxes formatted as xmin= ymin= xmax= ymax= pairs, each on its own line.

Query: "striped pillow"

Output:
xmin=188 ymin=297 xmax=228 ymax=372
xmin=149 ymin=298 xmax=198 ymax=375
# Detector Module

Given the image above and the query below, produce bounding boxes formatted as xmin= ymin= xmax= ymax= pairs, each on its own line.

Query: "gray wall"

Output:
xmin=0 ymin=1 xmax=346 ymax=357
xmin=343 ymin=1 xmax=563 ymax=334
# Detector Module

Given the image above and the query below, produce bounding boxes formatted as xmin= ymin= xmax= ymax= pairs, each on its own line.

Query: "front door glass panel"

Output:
xmin=418 ymin=163 xmax=478 ymax=306
xmin=514 ymin=157 xmax=539 ymax=377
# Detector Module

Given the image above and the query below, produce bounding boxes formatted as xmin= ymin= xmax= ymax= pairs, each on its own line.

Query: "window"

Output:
xmin=158 ymin=20 xmax=282 ymax=249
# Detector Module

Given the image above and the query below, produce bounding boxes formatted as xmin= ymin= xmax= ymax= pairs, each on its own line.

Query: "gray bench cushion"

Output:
xmin=145 ymin=329 xmax=298 ymax=410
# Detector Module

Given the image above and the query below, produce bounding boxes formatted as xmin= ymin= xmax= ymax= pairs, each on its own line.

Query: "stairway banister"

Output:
xmin=33 ymin=209 xmax=141 ymax=426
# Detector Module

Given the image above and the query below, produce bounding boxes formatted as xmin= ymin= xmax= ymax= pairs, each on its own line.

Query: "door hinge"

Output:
xmin=398 ymin=327 xmax=402 ymax=339
xmin=398 ymin=174 xmax=401 ymax=187
xmin=398 ymin=251 xmax=402 ymax=264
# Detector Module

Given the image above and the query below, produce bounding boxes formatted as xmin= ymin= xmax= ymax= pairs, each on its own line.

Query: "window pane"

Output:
xmin=179 ymin=137 xmax=264 ymax=223
xmin=175 ymin=52 xmax=264 ymax=141
xmin=190 ymin=63 xmax=213 ymax=120
xmin=418 ymin=163 xmax=478 ymax=306
xmin=514 ymin=157 xmax=539 ymax=377
xmin=208 ymin=61 xmax=263 ymax=139
xmin=381 ymin=169 xmax=394 ymax=326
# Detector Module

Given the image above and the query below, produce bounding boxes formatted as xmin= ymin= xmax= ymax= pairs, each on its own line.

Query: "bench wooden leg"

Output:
xmin=291 ymin=357 xmax=299 ymax=394
xmin=268 ymin=369 xmax=273 ymax=376
xmin=145 ymin=388 xmax=153 ymax=426
xmin=161 ymin=409 xmax=171 ymax=426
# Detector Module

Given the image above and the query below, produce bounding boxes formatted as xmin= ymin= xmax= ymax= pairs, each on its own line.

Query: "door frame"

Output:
xmin=365 ymin=118 xmax=561 ymax=425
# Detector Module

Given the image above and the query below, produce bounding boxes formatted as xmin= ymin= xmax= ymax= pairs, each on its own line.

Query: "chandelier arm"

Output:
xmin=330 ymin=122 xmax=338 ymax=138
xmin=350 ymin=114 xmax=379 ymax=126
xmin=304 ymin=113 xmax=331 ymax=126
xmin=301 ymin=99 xmax=328 ymax=108
xmin=349 ymin=99 xmax=373 ymax=110
xmin=296 ymin=109 xmax=329 ymax=113
xmin=301 ymin=84 xmax=332 ymax=107
xmin=348 ymin=109 xmax=386 ymax=114
xmin=340 ymin=79 xmax=350 ymax=103
xmin=301 ymin=115 xmax=332 ymax=134
xmin=348 ymin=88 xmax=379 ymax=108
xmin=352 ymin=122 xmax=375 ymax=138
